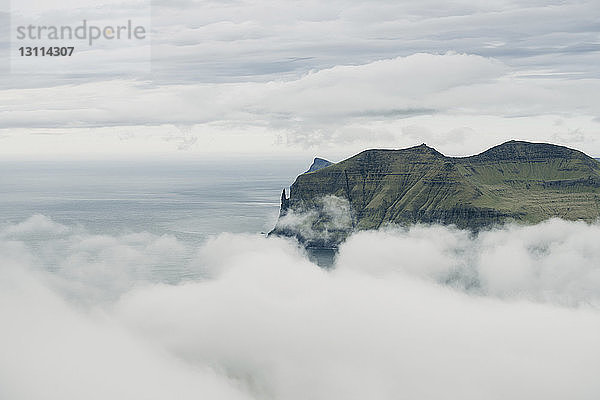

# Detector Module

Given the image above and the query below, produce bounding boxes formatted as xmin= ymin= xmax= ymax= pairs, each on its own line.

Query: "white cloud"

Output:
xmin=0 ymin=216 xmax=191 ymax=303
xmin=2 ymin=51 xmax=599 ymax=158
xmin=117 ymin=227 xmax=600 ymax=399
xmin=0 ymin=256 xmax=252 ymax=400
xmin=1 ymin=214 xmax=70 ymax=236
xmin=337 ymin=219 xmax=600 ymax=306
xmin=274 ymin=195 xmax=353 ymax=245
xmin=2 ymin=0 xmax=599 ymax=157
xmin=1 ymin=216 xmax=600 ymax=399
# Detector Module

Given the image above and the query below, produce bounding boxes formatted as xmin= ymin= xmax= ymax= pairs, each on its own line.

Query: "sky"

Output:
xmin=2 ymin=4 xmax=600 ymax=397
xmin=0 ymin=0 xmax=599 ymax=160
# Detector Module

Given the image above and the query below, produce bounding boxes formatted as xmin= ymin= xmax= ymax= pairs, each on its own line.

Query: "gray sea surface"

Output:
xmin=0 ymin=157 xmax=314 ymax=283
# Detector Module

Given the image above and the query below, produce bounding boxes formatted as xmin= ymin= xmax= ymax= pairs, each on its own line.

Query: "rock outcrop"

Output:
xmin=271 ymin=141 xmax=600 ymax=247
xmin=305 ymin=157 xmax=333 ymax=173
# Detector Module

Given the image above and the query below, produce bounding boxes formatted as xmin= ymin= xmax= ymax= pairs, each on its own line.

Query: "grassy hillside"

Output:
xmin=273 ymin=141 xmax=600 ymax=246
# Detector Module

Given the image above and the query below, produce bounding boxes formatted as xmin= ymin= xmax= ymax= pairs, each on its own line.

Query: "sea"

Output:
xmin=0 ymin=157 xmax=333 ymax=282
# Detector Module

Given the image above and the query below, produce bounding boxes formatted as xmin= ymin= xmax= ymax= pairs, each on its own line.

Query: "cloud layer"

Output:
xmin=1 ymin=0 xmax=599 ymax=157
xmin=2 ymin=52 xmax=599 ymax=157
xmin=1 ymin=216 xmax=600 ymax=399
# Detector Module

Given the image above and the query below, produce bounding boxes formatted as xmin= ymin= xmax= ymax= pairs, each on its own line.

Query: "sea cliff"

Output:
xmin=271 ymin=141 xmax=600 ymax=248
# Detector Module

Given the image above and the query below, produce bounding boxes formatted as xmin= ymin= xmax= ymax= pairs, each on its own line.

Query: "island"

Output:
xmin=270 ymin=140 xmax=600 ymax=248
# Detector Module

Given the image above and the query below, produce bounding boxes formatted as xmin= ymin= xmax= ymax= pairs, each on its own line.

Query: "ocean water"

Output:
xmin=0 ymin=158 xmax=314 ymax=281
xmin=0 ymin=159 xmax=308 ymax=237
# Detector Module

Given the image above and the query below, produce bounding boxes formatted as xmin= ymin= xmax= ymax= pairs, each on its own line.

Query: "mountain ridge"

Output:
xmin=271 ymin=141 xmax=600 ymax=247
xmin=306 ymin=157 xmax=333 ymax=173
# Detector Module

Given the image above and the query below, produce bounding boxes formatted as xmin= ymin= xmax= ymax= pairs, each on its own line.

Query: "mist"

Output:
xmin=1 ymin=216 xmax=599 ymax=399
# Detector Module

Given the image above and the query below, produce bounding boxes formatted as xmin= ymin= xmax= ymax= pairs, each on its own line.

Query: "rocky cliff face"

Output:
xmin=305 ymin=158 xmax=333 ymax=173
xmin=271 ymin=141 xmax=600 ymax=247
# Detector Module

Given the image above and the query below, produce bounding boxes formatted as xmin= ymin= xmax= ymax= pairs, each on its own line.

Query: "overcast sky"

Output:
xmin=0 ymin=0 xmax=599 ymax=160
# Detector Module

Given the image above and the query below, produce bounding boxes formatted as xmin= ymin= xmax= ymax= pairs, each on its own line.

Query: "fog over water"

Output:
xmin=1 ymin=161 xmax=600 ymax=399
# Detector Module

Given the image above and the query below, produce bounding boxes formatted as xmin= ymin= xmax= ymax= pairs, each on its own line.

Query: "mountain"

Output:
xmin=271 ymin=141 xmax=600 ymax=248
xmin=306 ymin=157 xmax=333 ymax=173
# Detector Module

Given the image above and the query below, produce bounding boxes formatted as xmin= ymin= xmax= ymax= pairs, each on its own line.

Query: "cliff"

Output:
xmin=306 ymin=157 xmax=333 ymax=173
xmin=271 ymin=141 xmax=600 ymax=247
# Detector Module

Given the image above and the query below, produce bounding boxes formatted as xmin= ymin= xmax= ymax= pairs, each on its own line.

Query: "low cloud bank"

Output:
xmin=275 ymin=195 xmax=353 ymax=245
xmin=338 ymin=219 xmax=600 ymax=306
xmin=1 ymin=216 xmax=600 ymax=399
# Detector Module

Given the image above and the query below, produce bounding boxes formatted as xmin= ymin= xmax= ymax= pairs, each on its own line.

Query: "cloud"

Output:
xmin=118 ymin=227 xmax=600 ymax=399
xmin=148 ymin=0 xmax=600 ymax=82
xmin=337 ymin=219 xmax=600 ymax=306
xmin=1 ymin=216 xmax=600 ymax=399
xmin=2 ymin=0 xmax=600 ymax=157
xmin=2 ymin=51 xmax=600 ymax=158
xmin=6 ymin=0 xmax=598 ymax=84
xmin=0 ymin=251 xmax=252 ymax=400
xmin=1 ymin=214 xmax=70 ymax=236
xmin=1 ymin=53 xmax=507 ymax=129
xmin=0 ymin=216 xmax=191 ymax=303
xmin=274 ymin=195 xmax=353 ymax=246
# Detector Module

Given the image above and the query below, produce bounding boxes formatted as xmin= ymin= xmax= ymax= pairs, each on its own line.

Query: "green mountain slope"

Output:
xmin=272 ymin=141 xmax=600 ymax=247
